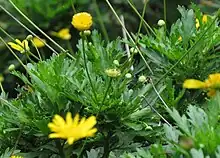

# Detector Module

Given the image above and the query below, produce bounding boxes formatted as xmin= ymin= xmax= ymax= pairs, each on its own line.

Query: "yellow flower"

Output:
xmin=196 ymin=19 xmax=200 ymax=29
xmin=202 ymin=14 xmax=208 ymax=23
xmin=48 ymin=112 xmax=97 ymax=145
xmin=10 ymin=156 xmax=23 ymax=158
xmin=105 ymin=69 xmax=121 ymax=77
xmin=32 ymin=37 xmax=46 ymax=48
xmin=178 ymin=36 xmax=182 ymax=42
xmin=51 ymin=28 xmax=71 ymax=40
xmin=183 ymin=73 xmax=220 ymax=97
xmin=71 ymin=12 xmax=92 ymax=31
xmin=196 ymin=15 xmax=208 ymax=29
xmin=8 ymin=39 xmax=30 ymax=53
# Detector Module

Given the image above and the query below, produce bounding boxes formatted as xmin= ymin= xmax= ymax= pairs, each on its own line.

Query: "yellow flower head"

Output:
xmin=8 ymin=39 xmax=30 ymax=53
xmin=48 ymin=112 xmax=97 ymax=145
xmin=32 ymin=37 xmax=46 ymax=48
xmin=72 ymin=12 xmax=92 ymax=31
xmin=51 ymin=28 xmax=71 ymax=40
xmin=178 ymin=36 xmax=182 ymax=42
xmin=105 ymin=69 xmax=121 ymax=78
xmin=10 ymin=156 xmax=23 ymax=158
xmin=196 ymin=19 xmax=200 ymax=29
xmin=183 ymin=73 xmax=220 ymax=97
xmin=202 ymin=14 xmax=208 ymax=23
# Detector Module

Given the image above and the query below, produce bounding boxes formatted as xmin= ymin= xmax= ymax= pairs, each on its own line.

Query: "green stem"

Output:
xmin=135 ymin=0 xmax=148 ymax=44
xmin=0 ymin=5 xmax=59 ymax=55
xmin=81 ymin=33 xmax=98 ymax=103
xmin=55 ymin=140 xmax=65 ymax=158
xmin=8 ymin=0 xmax=66 ymax=53
xmin=127 ymin=0 xmax=156 ymax=37
xmin=105 ymin=0 xmax=153 ymax=75
xmin=101 ymin=78 xmax=112 ymax=105
xmin=31 ymin=40 xmax=42 ymax=61
xmin=163 ymin=0 xmax=167 ymax=29
xmin=70 ymin=0 xmax=77 ymax=14
xmin=10 ymin=126 xmax=24 ymax=156
xmin=93 ymin=0 xmax=109 ymax=42
xmin=0 ymin=82 xmax=5 ymax=94
xmin=67 ymin=41 xmax=74 ymax=54
xmin=77 ymin=139 xmax=87 ymax=158
xmin=102 ymin=133 xmax=110 ymax=158
xmin=0 ymin=37 xmax=27 ymax=71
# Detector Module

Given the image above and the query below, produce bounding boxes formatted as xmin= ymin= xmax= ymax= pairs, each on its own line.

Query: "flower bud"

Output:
xmin=138 ymin=75 xmax=146 ymax=83
xmin=113 ymin=60 xmax=119 ymax=66
xmin=105 ymin=68 xmax=121 ymax=77
xmin=84 ymin=30 xmax=91 ymax=36
xmin=8 ymin=64 xmax=15 ymax=71
xmin=26 ymin=35 xmax=33 ymax=41
xmin=157 ymin=19 xmax=165 ymax=26
xmin=130 ymin=47 xmax=138 ymax=54
xmin=125 ymin=73 xmax=132 ymax=79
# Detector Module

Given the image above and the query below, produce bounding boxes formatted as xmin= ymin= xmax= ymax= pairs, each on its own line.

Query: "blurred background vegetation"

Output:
xmin=0 ymin=0 xmax=219 ymax=97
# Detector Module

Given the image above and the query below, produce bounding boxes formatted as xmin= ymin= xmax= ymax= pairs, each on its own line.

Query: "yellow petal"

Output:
xmin=86 ymin=128 xmax=98 ymax=137
xmin=79 ymin=117 xmax=86 ymax=125
xmin=202 ymin=15 xmax=208 ymax=23
xmin=8 ymin=42 xmax=23 ymax=51
xmin=15 ymin=39 xmax=22 ymax=45
xmin=73 ymin=113 xmax=79 ymax=126
xmin=183 ymin=79 xmax=206 ymax=89
xmin=22 ymin=40 xmax=29 ymax=51
xmin=66 ymin=112 xmax=73 ymax=125
xmin=49 ymin=133 xmax=62 ymax=138
xmin=196 ymin=19 xmax=200 ymax=29
xmin=53 ymin=114 xmax=65 ymax=126
xmin=67 ymin=137 xmax=75 ymax=145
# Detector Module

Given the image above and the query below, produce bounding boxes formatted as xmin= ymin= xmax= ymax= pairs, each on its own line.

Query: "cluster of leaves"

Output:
xmin=137 ymin=5 xmax=220 ymax=110
xmin=0 ymin=31 xmax=164 ymax=157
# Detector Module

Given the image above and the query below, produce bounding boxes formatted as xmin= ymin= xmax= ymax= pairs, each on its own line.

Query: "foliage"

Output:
xmin=0 ymin=1 xmax=219 ymax=158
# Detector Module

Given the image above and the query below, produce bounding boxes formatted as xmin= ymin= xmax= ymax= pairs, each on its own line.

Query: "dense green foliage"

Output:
xmin=0 ymin=0 xmax=220 ymax=157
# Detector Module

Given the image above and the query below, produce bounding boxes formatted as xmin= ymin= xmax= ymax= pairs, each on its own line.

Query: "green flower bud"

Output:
xmin=138 ymin=75 xmax=146 ymax=83
xmin=157 ymin=19 xmax=165 ymax=26
xmin=125 ymin=73 xmax=132 ymax=79
xmin=8 ymin=64 xmax=15 ymax=71
xmin=113 ymin=60 xmax=119 ymax=66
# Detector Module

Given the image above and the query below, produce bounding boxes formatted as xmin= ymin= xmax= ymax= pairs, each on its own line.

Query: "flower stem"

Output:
xmin=77 ymin=139 xmax=87 ymax=158
xmin=55 ymin=140 xmax=65 ymax=158
xmin=105 ymin=0 xmax=153 ymax=75
xmin=31 ymin=40 xmax=42 ymax=61
xmin=101 ymin=78 xmax=112 ymax=105
xmin=0 ymin=82 xmax=5 ymax=94
xmin=93 ymin=0 xmax=109 ymax=42
xmin=81 ymin=33 xmax=98 ymax=103
xmin=0 ymin=37 xmax=27 ymax=71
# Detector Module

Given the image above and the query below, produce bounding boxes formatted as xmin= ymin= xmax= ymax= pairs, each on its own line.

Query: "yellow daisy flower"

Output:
xmin=8 ymin=39 xmax=30 ymax=53
xmin=51 ymin=28 xmax=71 ymax=40
xmin=202 ymin=14 xmax=208 ymax=23
xmin=178 ymin=36 xmax=182 ymax=42
xmin=105 ymin=69 xmax=121 ymax=78
xmin=196 ymin=19 xmax=200 ymax=29
xmin=10 ymin=156 xmax=23 ymax=158
xmin=196 ymin=15 xmax=208 ymax=29
xmin=48 ymin=112 xmax=97 ymax=145
xmin=183 ymin=73 xmax=220 ymax=97
xmin=71 ymin=12 xmax=92 ymax=31
xmin=32 ymin=37 xmax=46 ymax=48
